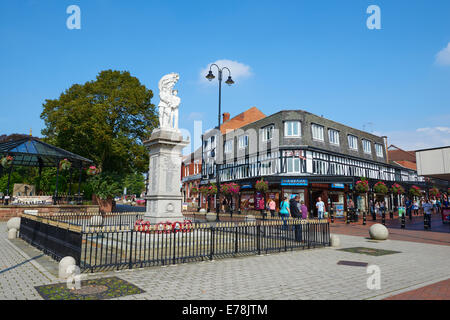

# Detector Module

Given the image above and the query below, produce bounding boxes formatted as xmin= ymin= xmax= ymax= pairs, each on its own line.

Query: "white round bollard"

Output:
xmin=8 ymin=228 xmax=17 ymax=240
xmin=369 ymin=223 xmax=389 ymax=240
xmin=330 ymin=234 xmax=340 ymax=247
xmin=206 ymin=212 xmax=216 ymax=222
xmin=199 ymin=208 xmax=207 ymax=214
xmin=7 ymin=217 xmax=21 ymax=231
xmin=59 ymin=256 xmax=76 ymax=279
xmin=89 ymin=215 xmax=103 ymax=226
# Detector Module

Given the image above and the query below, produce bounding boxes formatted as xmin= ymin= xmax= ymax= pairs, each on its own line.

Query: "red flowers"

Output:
xmin=355 ymin=178 xmax=369 ymax=193
xmin=390 ymin=183 xmax=405 ymax=195
xmin=255 ymin=179 xmax=269 ymax=193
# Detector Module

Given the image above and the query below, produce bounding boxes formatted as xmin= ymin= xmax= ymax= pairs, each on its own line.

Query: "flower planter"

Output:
xmin=92 ymin=194 xmax=115 ymax=213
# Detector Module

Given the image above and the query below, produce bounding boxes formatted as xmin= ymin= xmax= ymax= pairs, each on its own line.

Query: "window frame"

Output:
xmin=284 ymin=121 xmax=301 ymax=138
xmin=311 ymin=123 xmax=325 ymax=141
xmin=328 ymin=128 xmax=340 ymax=145
xmin=348 ymin=135 xmax=358 ymax=150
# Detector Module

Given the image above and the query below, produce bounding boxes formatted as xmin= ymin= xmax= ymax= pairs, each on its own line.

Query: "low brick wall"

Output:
xmin=0 ymin=205 xmax=100 ymax=221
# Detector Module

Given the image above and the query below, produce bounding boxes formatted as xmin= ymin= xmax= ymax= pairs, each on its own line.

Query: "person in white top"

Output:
xmin=316 ymin=197 xmax=325 ymax=219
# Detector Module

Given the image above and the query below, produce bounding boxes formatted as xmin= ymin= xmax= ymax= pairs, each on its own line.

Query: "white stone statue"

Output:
xmin=158 ymin=73 xmax=180 ymax=130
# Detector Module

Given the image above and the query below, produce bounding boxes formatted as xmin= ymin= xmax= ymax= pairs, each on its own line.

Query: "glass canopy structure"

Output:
xmin=0 ymin=137 xmax=92 ymax=168
xmin=0 ymin=137 xmax=93 ymax=205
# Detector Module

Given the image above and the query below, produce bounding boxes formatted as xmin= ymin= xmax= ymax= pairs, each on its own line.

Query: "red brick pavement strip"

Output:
xmin=384 ymin=278 xmax=450 ymax=300
xmin=330 ymin=214 xmax=450 ymax=246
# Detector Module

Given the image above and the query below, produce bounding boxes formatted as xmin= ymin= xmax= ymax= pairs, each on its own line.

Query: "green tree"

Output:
xmin=122 ymin=172 xmax=145 ymax=197
xmin=40 ymin=70 xmax=158 ymax=174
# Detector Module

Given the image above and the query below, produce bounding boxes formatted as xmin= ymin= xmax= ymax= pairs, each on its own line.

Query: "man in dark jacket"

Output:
xmin=289 ymin=195 xmax=301 ymax=218
xmin=289 ymin=195 xmax=302 ymax=242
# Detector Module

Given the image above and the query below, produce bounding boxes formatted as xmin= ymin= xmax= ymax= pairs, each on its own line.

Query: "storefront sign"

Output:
xmin=331 ymin=183 xmax=345 ymax=189
xmin=281 ymin=179 xmax=308 ymax=186
xmin=241 ymin=184 xmax=253 ymax=189
xmin=334 ymin=204 xmax=344 ymax=217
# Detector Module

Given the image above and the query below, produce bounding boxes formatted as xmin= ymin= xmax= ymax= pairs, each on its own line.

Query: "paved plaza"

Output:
xmin=1 ymin=221 xmax=449 ymax=300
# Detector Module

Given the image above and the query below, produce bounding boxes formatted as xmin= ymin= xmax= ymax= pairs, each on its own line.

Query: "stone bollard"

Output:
xmin=369 ymin=223 xmax=389 ymax=240
xmin=7 ymin=217 xmax=21 ymax=231
xmin=8 ymin=228 xmax=17 ymax=240
xmin=205 ymin=212 xmax=216 ymax=222
xmin=59 ymin=256 xmax=77 ymax=279
xmin=330 ymin=234 xmax=340 ymax=247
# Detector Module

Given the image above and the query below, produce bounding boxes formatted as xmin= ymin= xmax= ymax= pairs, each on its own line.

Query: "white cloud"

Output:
xmin=199 ymin=59 xmax=252 ymax=84
xmin=435 ymin=43 xmax=450 ymax=66
xmin=381 ymin=126 xmax=450 ymax=150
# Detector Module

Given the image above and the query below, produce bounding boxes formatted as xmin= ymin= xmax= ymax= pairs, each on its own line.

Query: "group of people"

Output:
xmin=268 ymin=195 xmax=326 ymax=220
xmin=370 ymin=195 xmax=449 ymax=218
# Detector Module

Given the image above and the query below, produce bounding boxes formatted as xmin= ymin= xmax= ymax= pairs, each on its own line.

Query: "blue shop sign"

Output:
xmin=281 ymin=179 xmax=308 ymax=186
xmin=331 ymin=183 xmax=345 ymax=189
xmin=241 ymin=184 xmax=253 ymax=189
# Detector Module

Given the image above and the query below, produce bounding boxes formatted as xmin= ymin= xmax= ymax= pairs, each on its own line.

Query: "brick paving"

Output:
xmin=1 ymin=221 xmax=449 ymax=300
xmin=384 ymin=278 xmax=450 ymax=300
xmin=330 ymin=213 xmax=450 ymax=246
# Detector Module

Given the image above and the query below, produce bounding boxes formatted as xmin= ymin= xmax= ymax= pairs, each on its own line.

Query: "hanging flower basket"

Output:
xmin=199 ymin=184 xmax=217 ymax=195
xmin=409 ymin=185 xmax=422 ymax=197
xmin=373 ymin=181 xmax=388 ymax=194
xmin=59 ymin=158 xmax=71 ymax=170
xmin=190 ymin=187 xmax=199 ymax=195
xmin=355 ymin=179 xmax=369 ymax=193
xmin=0 ymin=155 xmax=13 ymax=168
xmin=221 ymin=183 xmax=240 ymax=196
xmin=390 ymin=183 xmax=405 ymax=195
xmin=429 ymin=187 xmax=441 ymax=198
xmin=86 ymin=165 xmax=100 ymax=176
xmin=255 ymin=179 xmax=269 ymax=193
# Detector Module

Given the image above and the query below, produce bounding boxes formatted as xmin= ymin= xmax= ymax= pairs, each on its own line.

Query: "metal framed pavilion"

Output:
xmin=0 ymin=136 xmax=93 ymax=205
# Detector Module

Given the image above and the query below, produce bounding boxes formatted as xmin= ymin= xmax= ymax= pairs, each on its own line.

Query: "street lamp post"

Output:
xmin=205 ymin=64 xmax=234 ymax=221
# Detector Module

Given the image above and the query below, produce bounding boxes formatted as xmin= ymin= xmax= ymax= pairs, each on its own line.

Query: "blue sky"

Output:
xmin=1 ymin=0 xmax=449 ymax=153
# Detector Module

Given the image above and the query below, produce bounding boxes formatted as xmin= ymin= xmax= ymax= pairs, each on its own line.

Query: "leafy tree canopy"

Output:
xmin=40 ymin=70 xmax=158 ymax=174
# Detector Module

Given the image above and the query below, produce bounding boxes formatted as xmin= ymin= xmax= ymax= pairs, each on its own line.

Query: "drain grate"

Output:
xmin=338 ymin=247 xmax=401 ymax=256
xmin=337 ymin=260 xmax=368 ymax=267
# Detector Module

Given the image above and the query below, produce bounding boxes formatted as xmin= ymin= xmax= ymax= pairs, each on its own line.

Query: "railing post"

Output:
xmin=128 ymin=231 xmax=134 ymax=269
xmin=173 ymin=228 xmax=177 ymax=265
xmin=401 ymin=211 xmax=406 ymax=229
xmin=234 ymin=225 xmax=238 ymax=254
xmin=210 ymin=227 xmax=215 ymax=260
xmin=363 ymin=211 xmax=366 ymax=225
xmin=382 ymin=211 xmax=386 ymax=225
xmin=257 ymin=224 xmax=261 ymax=255
xmin=330 ymin=207 xmax=334 ymax=223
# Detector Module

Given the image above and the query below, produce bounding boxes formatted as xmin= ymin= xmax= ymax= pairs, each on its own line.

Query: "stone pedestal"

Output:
xmin=144 ymin=128 xmax=188 ymax=224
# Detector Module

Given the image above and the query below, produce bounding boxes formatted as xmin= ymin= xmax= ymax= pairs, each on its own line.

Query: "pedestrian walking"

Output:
xmin=423 ymin=198 xmax=433 ymax=229
xmin=300 ymin=201 xmax=308 ymax=219
xmin=279 ymin=196 xmax=290 ymax=230
xmin=316 ymin=197 xmax=325 ymax=219
xmin=267 ymin=198 xmax=276 ymax=218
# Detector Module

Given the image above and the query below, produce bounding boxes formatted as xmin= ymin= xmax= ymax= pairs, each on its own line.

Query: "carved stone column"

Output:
xmin=144 ymin=128 xmax=189 ymax=224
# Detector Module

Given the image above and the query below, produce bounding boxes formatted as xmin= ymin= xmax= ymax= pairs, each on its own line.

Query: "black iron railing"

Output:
xmin=19 ymin=213 xmax=330 ymax=273
xmin=19 ymin=215 xmax=83 ymax=265
xmin=80 ymin=219 xmax=330 ymax=273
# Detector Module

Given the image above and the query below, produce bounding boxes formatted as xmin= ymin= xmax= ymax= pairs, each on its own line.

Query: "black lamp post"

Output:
xmin=205 ymin=64 xmax=234 ymax=221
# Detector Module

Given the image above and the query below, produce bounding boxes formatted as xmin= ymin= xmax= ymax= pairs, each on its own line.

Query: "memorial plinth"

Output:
xmin=143 ymin=128 xmax=188 ymax=224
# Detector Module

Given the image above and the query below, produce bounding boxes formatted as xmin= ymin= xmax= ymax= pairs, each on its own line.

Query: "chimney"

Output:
xmin=222 ymin=112 xmax=230 ymax=123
